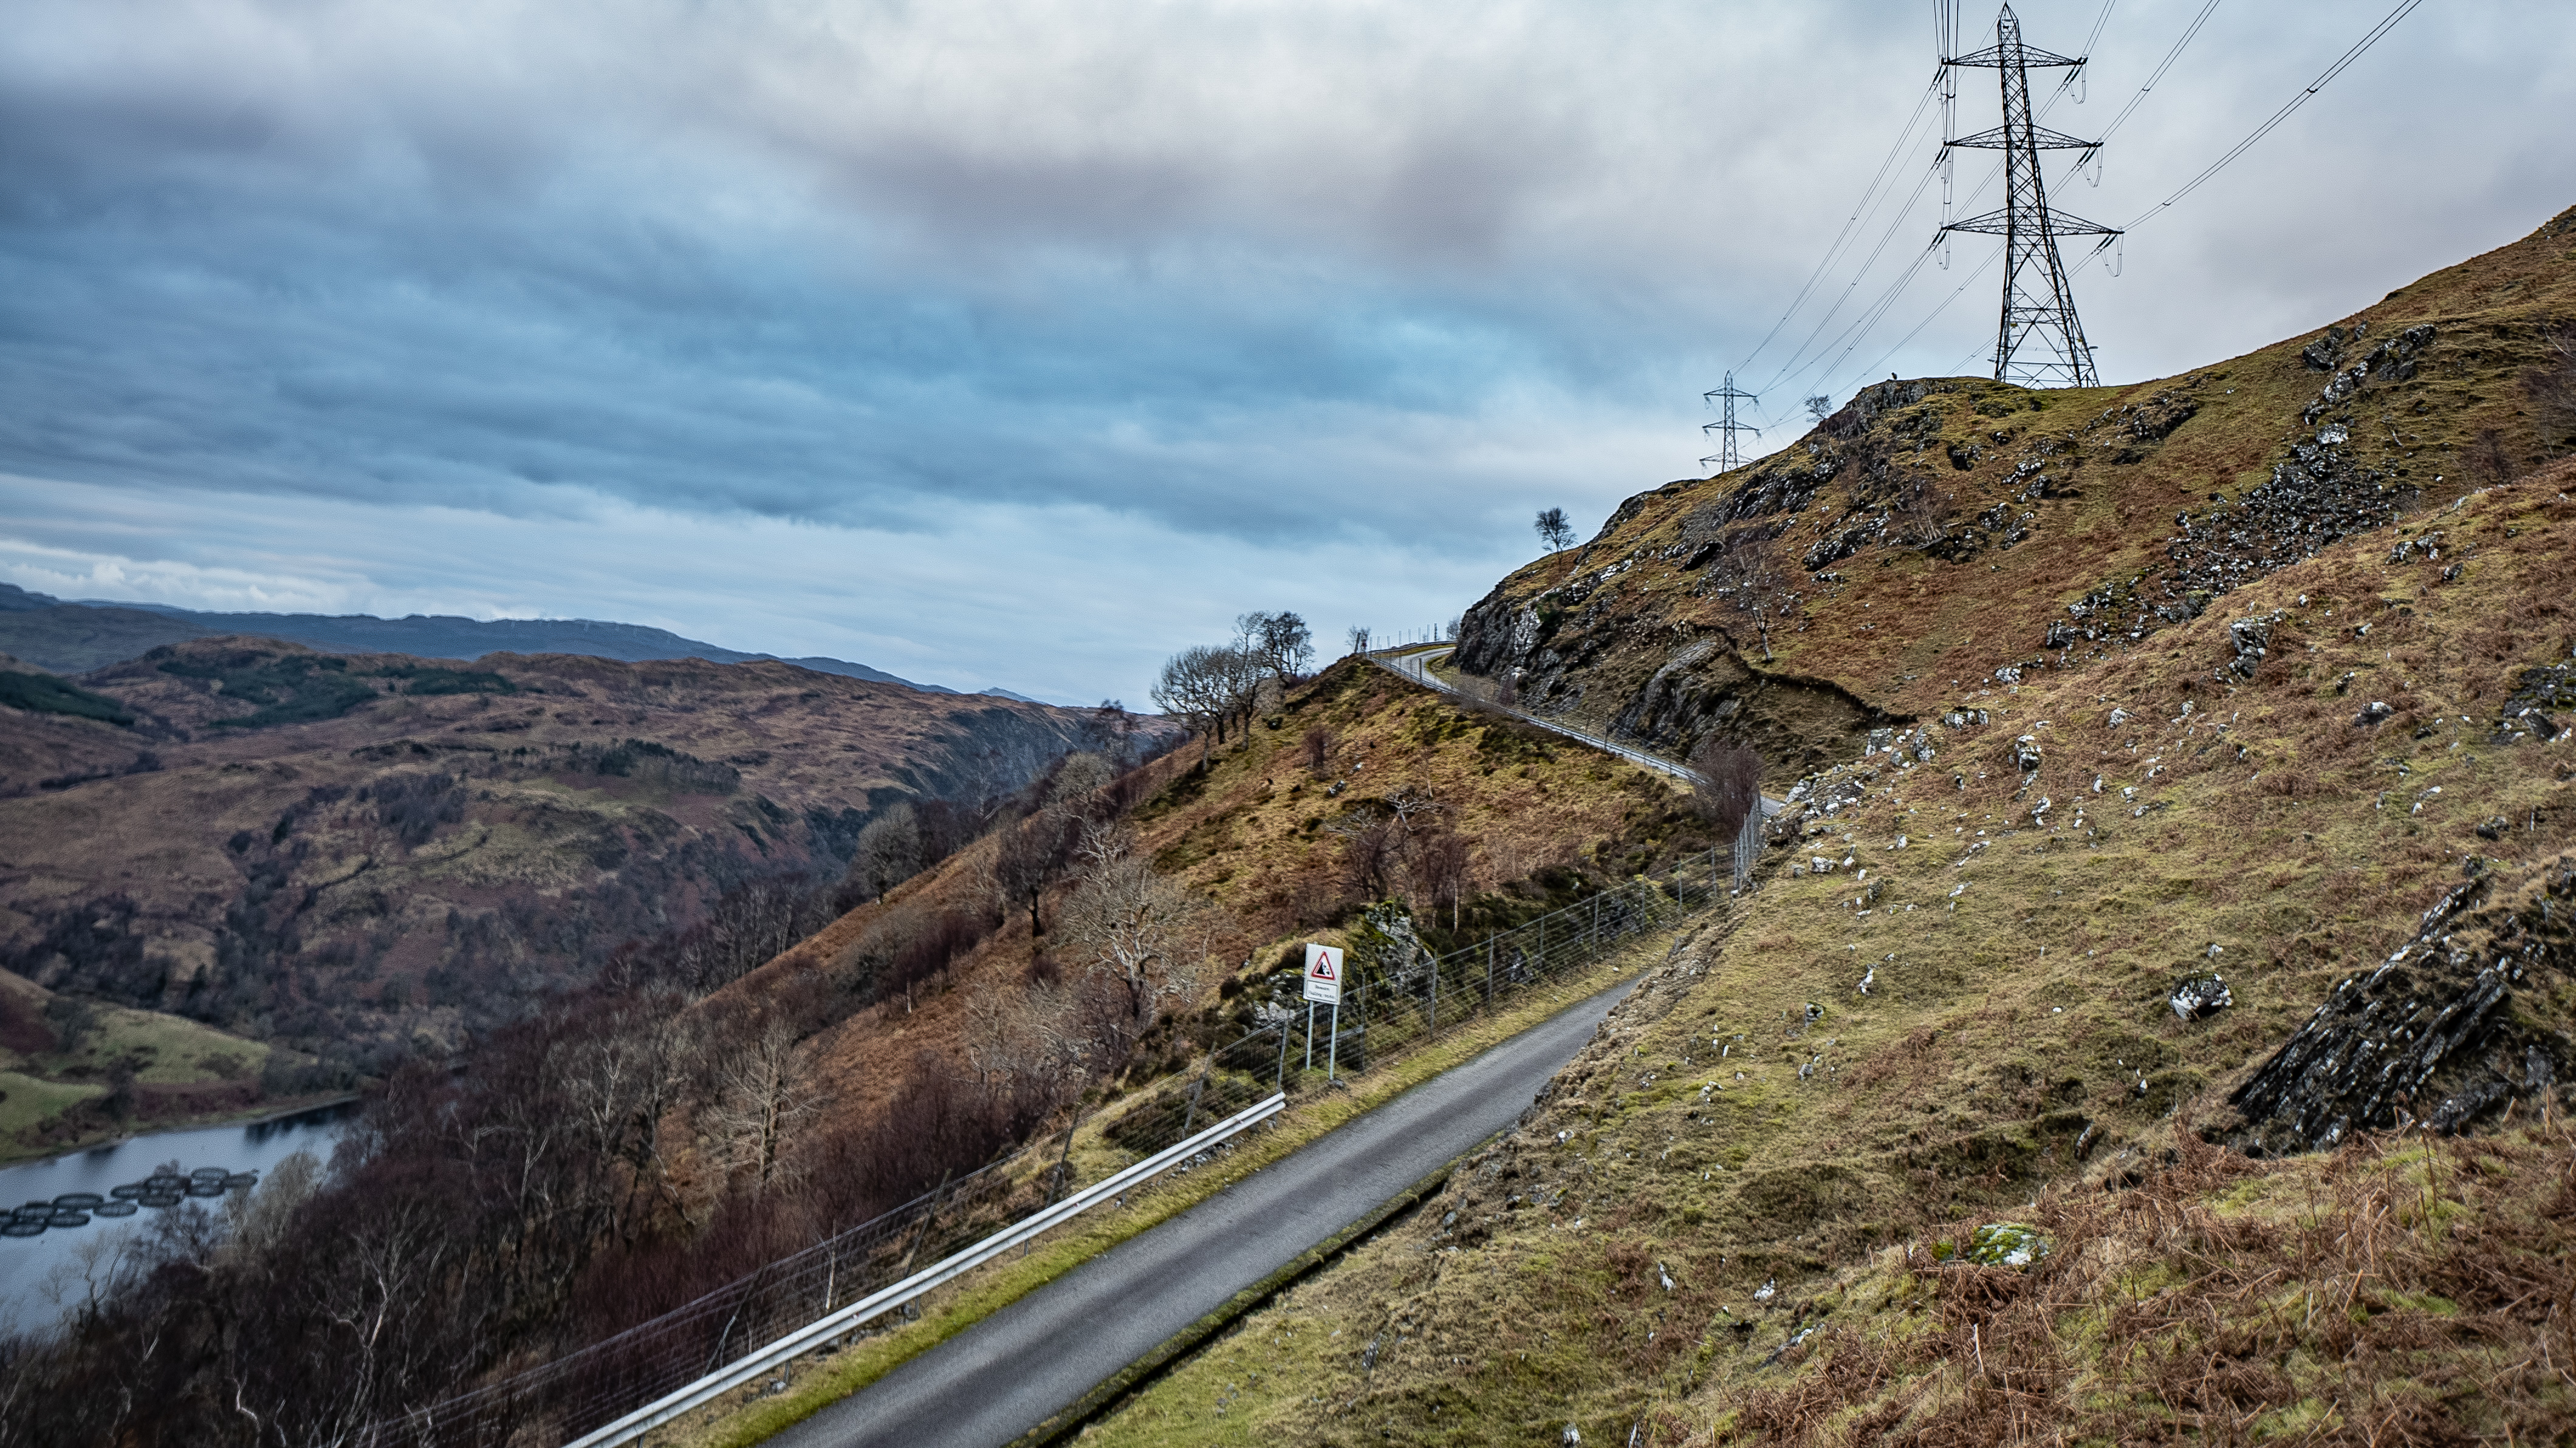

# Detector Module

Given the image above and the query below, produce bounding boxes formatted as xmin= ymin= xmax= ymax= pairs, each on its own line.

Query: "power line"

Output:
xmin=1761 ymin=1 xmax=2115 ymax=400
xmin=1855 ymin=239 xmax=2007 ymax=384
xmin=1733 ymin=75 xmax=1948 ymax=378
xmin=2115 ymin=0 xmax=2425 ymax=233
xmin=1811 ymin=0 xmax=2226 ymax=397
xmin=2094 ymin=0 xmax=2222 ymax=146
xmin=1821 ymin=0 xmax=2408 ymax=396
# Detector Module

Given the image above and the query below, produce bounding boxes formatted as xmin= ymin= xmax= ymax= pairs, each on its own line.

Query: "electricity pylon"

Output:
xmin=1939 ymin=4 xmax=2120 ymax=387
xmin=1700 ymin=372 xmax=1761 ymax=474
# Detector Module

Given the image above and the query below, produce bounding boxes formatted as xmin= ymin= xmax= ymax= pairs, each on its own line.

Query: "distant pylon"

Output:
xmin=1700 ymin=372 xmax=1761 ymax=474
xmin=1938 ymin=4 xmax=2120 ymax=388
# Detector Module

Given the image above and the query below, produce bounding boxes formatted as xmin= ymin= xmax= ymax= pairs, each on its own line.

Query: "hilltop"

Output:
xmin=1453 ymin=204 xmax=2576 ymax=779
xmin=0 ymin=584 xmax=1015 ymax=696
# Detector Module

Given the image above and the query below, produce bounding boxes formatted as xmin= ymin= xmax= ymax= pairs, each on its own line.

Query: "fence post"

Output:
xmin=1428 ymin=951 xmax=1439 ymax=1039
xmin=1485 ymin=935 xmax=1495 ymax=1009
xmin=1180 ymin=1065 xmax=1208 ymax=1138
xmin=1275 ymin=1017 xmax=1289 ymax=1093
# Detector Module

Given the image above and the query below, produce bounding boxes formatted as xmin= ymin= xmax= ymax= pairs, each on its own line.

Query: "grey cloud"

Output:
xmin=1 ymin=0 xmax=2571 ymax=698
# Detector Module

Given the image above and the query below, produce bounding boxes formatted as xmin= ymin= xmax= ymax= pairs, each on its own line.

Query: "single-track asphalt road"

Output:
xmin=1375 ymin=643 xmax=1708 ymax=784
xmin=1374 ymin=646 xmax=1789 ymax=819
xmin=767 ymin=971 xmax=1651 ymax=1448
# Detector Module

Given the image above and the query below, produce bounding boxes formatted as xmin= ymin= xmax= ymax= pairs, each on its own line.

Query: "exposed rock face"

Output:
xmin=2227 ymin=856 xmax=2576 ymax=1155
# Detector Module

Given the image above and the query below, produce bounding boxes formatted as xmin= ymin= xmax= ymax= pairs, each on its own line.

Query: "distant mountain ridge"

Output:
xmin=0 ymin=584 xmax=1037 ymax=698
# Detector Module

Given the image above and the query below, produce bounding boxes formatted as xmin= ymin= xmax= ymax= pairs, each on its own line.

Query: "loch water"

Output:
xmin=0 ymin=1099 xmax=358 ymax=1337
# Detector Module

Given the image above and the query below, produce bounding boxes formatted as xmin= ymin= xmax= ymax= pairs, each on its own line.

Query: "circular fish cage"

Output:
xmin=225 ymin=1173 xmax=258 ymax=1189
xmin=46 ymin=1211 xmax=90 ymax=1228
xmin=143 ymin=1175 xmax=188 ymax=1193
xmin=137 ymin=1192 xmax=183 ymax=1209
xmin=1 ymin=1221 xmax=43 ymax=1238
xmin=188 ymin=1167 xmax=228 ymax=1182
xmin=110 ymin=1183 xmax=147 ymax=1200
xmin=52 ymin=1193 xmax=106 ymax=1209
xmin=92 ymin=1201 xmax=139 ymax=1218
xmin=185 ymin=1182 xmax=226 ymax=1198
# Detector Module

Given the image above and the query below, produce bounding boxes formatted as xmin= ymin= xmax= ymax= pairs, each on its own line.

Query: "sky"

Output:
xmin=2 ymin=1 xmax=2571 ymax=704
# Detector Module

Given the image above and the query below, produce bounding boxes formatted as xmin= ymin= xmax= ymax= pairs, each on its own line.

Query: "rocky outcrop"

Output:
xmin=2227 ymin=856 xmax=2576 ymax=1155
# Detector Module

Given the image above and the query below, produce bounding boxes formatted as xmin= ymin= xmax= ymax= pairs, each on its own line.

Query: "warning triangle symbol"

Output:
xmin=1312 ymin=957 xmax=1336 ymax=980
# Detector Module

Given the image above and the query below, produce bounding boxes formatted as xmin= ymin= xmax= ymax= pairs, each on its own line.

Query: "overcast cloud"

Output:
xmin=3 ymin=0 xmax=2570 ymax=702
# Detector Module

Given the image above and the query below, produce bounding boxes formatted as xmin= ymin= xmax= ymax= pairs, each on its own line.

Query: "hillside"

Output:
xmin=0 ymin=582 xmax=971 ymax=692
xmin=0 ymin=968 xmax=315 ymax=1162
xmin=1047 ymin=209 xmax=2576 ymax=1442
xmin=709 ymin=652 xmax=1736 ymax=1142
xmin=1453 ymin=205 xmax=2576 ymax=782
xmin=7 ymin=207 xmax=2571 ymax=1446
xmin=0 ymin=637 xmax=1127 ymax=1133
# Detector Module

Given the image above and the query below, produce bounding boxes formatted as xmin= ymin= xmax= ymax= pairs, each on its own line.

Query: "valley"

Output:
xmin=0 ymin=637 xmax=1148 ymax=1160
xmin=3 ymin=199 xmax=2572 ymax=1448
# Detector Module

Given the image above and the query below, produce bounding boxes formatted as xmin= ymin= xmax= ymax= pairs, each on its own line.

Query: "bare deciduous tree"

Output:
xmin=1329 ymin=813 xmax=1400 ymax=900
xmin=2524 ymin=320 xmax=2575 ymax=455
xmin=1152 ymin=643 xmax=1262 ymax=759
xmin=1057 ymin=823 xmax=1211 ymax=1034
xmin=1235 ymin=610 xmax=1315 ymax=681
xmin=1690 ymin=736 xmax=1765 ymax=841
xmin=1410 ymin=827 xmax=1473 ymax=929
xmin=1534 ymin=507 xmax=1575 ymax=553
xmin=2463 ymin=426 xmax=2516 ymax=488
xmin=1701 ymin=531 xmax=1795 ymax=661
xmin=703 ymin=1015 xmax=821 ymax=1196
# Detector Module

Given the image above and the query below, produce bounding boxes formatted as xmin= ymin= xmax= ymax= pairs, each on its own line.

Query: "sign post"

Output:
xmin=1302 ymin=944 xmax=1344 ymax=1083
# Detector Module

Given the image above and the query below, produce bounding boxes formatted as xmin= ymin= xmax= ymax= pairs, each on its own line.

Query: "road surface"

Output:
xmin=769 ymin=972 xmax=1648 ymax=1448
xmin=1374 ymin=647 xmax=1788 ymax=826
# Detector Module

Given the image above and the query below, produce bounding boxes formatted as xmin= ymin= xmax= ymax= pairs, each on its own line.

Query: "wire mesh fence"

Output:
xmin=358 ymin=858 xmax=1734 ymax=1447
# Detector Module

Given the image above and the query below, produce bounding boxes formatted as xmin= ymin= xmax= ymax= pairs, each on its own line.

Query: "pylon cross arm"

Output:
xmin=1942 ymin=44 xmax=2081 ymax=69
xmin=1941 ymin=207 xmax=2122 ymax=239
xmin=1946 ymin=124 xmax=2096 ymax=151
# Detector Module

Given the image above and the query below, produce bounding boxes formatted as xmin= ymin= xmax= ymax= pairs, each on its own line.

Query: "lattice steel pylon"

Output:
xmin=1700 ymin=372 xmax=1761 ymax=474
xmin=1939 ymin=4 xmax=2120 ymax=388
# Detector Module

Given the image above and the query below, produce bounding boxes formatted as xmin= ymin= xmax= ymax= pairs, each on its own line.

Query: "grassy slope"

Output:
xmin=0 ymin=968 xmax=287 ymax=1162
xmin=1069 ymin=214 xmax=2576 ymax=1443
xmin=770 ymin=657 xmax=1723 ymax=1131
xmin=640 ymin=660 xmax=1736 ymax=1438
xmin=1458 ymin=205 xmax=2576 ymax=750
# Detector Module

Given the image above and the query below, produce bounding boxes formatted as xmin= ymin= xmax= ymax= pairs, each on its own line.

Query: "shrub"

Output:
xmin=1690 ymin=736 xmax=1765 ymax=839
xmin=0 ymin=669 xmax=134 ymax=725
